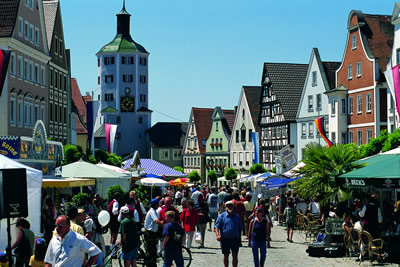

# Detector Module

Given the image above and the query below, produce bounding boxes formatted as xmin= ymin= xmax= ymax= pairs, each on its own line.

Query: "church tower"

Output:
xmin=96 ymin=1 xmax=151 ymax=157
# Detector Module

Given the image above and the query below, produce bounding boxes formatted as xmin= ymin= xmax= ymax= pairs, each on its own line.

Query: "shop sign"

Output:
xmin=344 ymin=178 xmax=366 ymax=187
xmin=0 ymin=138 xmax=20 ymax=159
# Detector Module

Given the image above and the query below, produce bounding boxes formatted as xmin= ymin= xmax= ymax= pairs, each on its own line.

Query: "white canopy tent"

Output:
xmin=0 ymin=154 xmax=43 ymax=250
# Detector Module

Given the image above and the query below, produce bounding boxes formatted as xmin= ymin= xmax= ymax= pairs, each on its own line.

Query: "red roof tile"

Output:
xmin=71 ymin=78 xmax=88 ymax=124
xmin=76 ymin=117 xmax=87 ymax=134
xmin=222 ymin=109 xmax=235 ymax=135
xmin=243 ymin=86 xmax=262 ymax=132
xmin=0 ymin=0 xmax=18 ymax=37
xmin=192 ymin=107 xmax=214 ymax=154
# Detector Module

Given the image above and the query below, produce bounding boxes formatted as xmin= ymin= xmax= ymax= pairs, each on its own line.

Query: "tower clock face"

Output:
xmin=121 ymin=96 xmax=135 ymax=112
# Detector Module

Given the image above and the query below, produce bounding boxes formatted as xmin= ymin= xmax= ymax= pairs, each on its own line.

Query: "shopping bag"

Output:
xmin=194 ymin=231 xmax=202 ymax=243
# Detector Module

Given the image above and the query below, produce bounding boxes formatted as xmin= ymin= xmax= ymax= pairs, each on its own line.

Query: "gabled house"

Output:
xmin=183 ymin=107 xmax=214 ymax=180
xmin=296 ymin=48 xmax=340 ymax=159
xmin=328 ymin=10 xmax=393 ymax=145
xmin=229 ymin=86 xmax=262 ymax=175
xmin=71 ymin=77 xmax=89 ymax=150
xmin=146 ymin=122 xmax=188 ymax=168
xmin=259 ymin=63 xmax=308 ymax=170
xmin=205 ymin=107 xmax=235 ymax=182
xmin=43 ymin=0 xmax=70 ymax=144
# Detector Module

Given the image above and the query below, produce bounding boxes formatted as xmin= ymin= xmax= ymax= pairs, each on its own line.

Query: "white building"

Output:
xmin=296 ymin=48 xmax=340 ymax=159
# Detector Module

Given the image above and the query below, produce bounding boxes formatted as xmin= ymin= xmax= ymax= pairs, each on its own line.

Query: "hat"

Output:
xmin=225 ymin=200 xmax=234 ymax=206
xmin=150 ymin=198 xmax=159 ymax=205
xmin=120 ymin=206 xmax=130 ymax=214
xmin=77 ymin=208 xmax=85 ymax=214
xmin=35 ymin=238 xmax=46 ymax=246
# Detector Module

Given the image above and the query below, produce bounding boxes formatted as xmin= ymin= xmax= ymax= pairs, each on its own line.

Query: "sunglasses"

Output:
xmin=55 ymin=224 xmax=64 ymax=228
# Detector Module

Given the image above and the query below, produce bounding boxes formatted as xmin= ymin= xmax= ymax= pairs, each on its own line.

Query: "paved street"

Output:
xmin=106 ymin=224 xmax=397 ymax=266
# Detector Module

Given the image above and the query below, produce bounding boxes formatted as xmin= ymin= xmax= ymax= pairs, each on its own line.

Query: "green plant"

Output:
xmin=207 ymin=170 xmax=218 ymax=185
xmin=249 ymin=163 xmax=267 ymax=174
xmin=188 ymin=170 xmax=201 ymax=182
xmin=62 ymin=144 xmax=82 ymax=165
xmin=71 ymin=193 xmax=89 ymax=207
xmin=382 ymin=129 xmax=400 ymax=152
xmin=225 ymin=167 xmax=238 ymax=181
xmin=173 ymin=166 xmax=184 ymax=173
xmin=106 ymin=185 xmax=126 ymax=202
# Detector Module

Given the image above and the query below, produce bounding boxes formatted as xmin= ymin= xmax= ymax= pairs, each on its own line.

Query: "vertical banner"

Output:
xmin=105 ymin=123 xmax=111 ymax=153
xmin=86 ymin=101 xmax=93 ymax=151
xmin=392 ymin=65 xmax=400 ymax=121
xmin=0 ymin=50 xmax=11 ymax=97
xmin=109 ymin=124 xmax=118 ymax=154
xmin=251 ymin=132 xmax=259 ymax=163
xmin=314 ymin=117 xmax=333 ymax=147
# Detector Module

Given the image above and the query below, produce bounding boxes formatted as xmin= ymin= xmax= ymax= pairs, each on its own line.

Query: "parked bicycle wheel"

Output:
xmin=182 ymin=246 xmax=192 ymax=267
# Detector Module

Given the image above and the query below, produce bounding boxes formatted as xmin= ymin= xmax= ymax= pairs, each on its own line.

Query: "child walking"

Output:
xmin=162 ymin=211 xmax=185 ymax=267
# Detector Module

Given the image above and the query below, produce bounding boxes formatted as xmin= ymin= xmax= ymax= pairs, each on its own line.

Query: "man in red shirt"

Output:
xmin=158 ymin=197 xmax=180 ymax=225
xmin=232 ymin=192 xmax=246 ymax=245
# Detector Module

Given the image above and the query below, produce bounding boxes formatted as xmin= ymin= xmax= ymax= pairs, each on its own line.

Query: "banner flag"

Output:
xmin=86 ymin=101 xmax=93 ymax=150
xmin=251 ymin=131 xmax=260 ymax=164
xmin=392 ymin=65 xmax=400 ymax=121
xmin=110 ymin=125 xmax=118 ymax=154
xmin=314 ymin=117 xmax=333 ymax=147
xmin=105 ymin=123 xmax=111 ymax=153
xmin=0 ymin=50 xmax=11 ymax=97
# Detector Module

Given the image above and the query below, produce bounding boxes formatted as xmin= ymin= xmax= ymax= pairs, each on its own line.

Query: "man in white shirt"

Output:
xmin=191 ymin=187 xmax=202 ymax=205
xmin=308 ymin=197 xmax=321 ymax=216
xmin=295 ymin=198 xmax=307 ymax=214
xmin=144 ymin=199 xmax=162 ymax=267
xmin=45 ymin=215 xmax=101 ymax=267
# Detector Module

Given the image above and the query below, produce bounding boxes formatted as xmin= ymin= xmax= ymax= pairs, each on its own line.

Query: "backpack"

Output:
xmin=93 ymin=216 xmax=108 ymax=234
xmin=287 ymin=207 xmax=297 ymax=223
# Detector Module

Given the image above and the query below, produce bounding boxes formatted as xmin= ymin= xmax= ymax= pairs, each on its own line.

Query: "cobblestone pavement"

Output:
xmin=105 ymin=225 xmax=397 ymax=266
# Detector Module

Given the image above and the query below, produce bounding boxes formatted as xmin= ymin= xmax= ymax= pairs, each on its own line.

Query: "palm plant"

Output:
xmin=294 ymin=143 xmax=364 ymax=205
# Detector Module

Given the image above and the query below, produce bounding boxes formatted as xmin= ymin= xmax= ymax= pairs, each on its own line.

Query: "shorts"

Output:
xmin=220 ymin=237 xmax=240 ymax=255
xmin=109 ymin=220 xmax=120 ymax=234
xmin=209 ymin=212 xmax=218 ymax=221
xmin=287 ymin=222 xmax=295 ymax=229
xmin=121 ymin=247 xmax=139 ymax=261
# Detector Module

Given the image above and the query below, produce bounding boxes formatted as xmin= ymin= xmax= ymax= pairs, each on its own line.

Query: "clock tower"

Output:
xmin=95 ymin=1 xmax=151 ymax=157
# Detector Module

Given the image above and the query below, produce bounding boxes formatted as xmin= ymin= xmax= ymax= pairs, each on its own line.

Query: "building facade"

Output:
xmin=259 ymin=63 xmax=308 ymax=170
xmin=205 ymin=107 xmax=235 ymax=183
xmin=0 ymin=0 xmax=50 ymax=137
xmin=296 ymin=48 xmax=340 ymax=159
xmin=95 ymin=3 xmax=151 ymax=157
xmin=229 ymin=86 xmax=261 ymax=175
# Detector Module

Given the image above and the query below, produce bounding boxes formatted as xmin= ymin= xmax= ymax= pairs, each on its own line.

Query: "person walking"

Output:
xmin=214 ymin=200 xmax=242 ymax=267
xmin=207 ymin=187 xmax=219 ymax=231
xmin=248 ymin=208 xmax=269 ymax=267
xmin=162 ymin=211 xmax=185 ymax=267
xmin=195 ymin=194 xmax=210 ymax=248
xmin=11 ymin=219 xmax=35 ymax=267
xmin=283 ymin=200 xmax=297 ymax=242
xmin=144 ymin=199 xmax=163 ymax=267
xmin=44 ymin=215 xmax=101 ymax=266
xmin=119 ymin=206 xmax=140 ymax=267
xmin=180 ymin=199 xmax=199 ymax=249
xmin=159 ymin=197 xmax=181 ymax=225
xmin=108 ymin=193 xmax=121 ymax=247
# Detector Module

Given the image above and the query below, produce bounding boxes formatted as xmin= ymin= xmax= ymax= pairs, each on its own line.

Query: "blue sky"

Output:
xmin=61 ymin=0 xmax=396 ymax=124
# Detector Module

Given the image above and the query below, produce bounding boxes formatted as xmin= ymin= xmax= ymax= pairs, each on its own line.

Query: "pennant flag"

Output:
xmin=0 ymin=49 xmax=11 ymax=97
xmin=392 ymin=65 xmax=400 ymax=121
xmin=110 ymin=124 xmax=118 ymax=154
xmin=105 ymin=123 xmax=111 ymax=153
xmin=314 ymin=117 xmax=333 ymax=147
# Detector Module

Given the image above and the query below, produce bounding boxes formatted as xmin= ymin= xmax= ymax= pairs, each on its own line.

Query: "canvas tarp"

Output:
xmin=0 ymin=155 xmax=43 ymax=250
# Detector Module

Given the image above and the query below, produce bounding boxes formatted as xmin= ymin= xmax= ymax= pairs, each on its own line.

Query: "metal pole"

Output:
xmin=7 ymin=217 xmax=13 ymax=267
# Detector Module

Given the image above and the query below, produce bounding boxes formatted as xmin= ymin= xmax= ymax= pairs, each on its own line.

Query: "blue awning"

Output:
xmin=261 ymin=177 xmax=300 ymax=189
xmin=123 ymin=158 xmax=186 ymax=177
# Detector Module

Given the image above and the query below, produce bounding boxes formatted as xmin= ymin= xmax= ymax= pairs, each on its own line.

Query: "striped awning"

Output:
xmin=123 ymin=158 xmax=186 ymax=178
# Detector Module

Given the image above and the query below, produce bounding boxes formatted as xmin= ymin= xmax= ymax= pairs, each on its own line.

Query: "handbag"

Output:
xmin=194 ymin=231 xmax=202 ymax=243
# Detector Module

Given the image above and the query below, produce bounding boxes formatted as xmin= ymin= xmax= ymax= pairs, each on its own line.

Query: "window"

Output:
xmin=301 ymin=123 xmax=306 ymax=137
xmin=140 ymin=75 xmax=147 ymax=84
xmin=239 ymin=152 xmax=243 ymax=165
xmin=324 ymin=120 xmax=329 ymax=134
xmin=248 ymin=129 xmax=253 ymax=142
xmin=10 ymin=99 xmax=16 ymax=123
xmin=366 ymin=130 xmax=372 ymax=144
xmin=357 ymin=130 xmax=362 ymax=146
xmin=10 ymin=53 xmax=16 ymax=75
xmin=352 ymin=34 xmax=357 ymax=49
xmin=34 ymin=27 xmax=39 ymax=46
xmin=397 ymin=49 xmax=400 ymax=65
xmin=159 ymin=150 xmax=169 ymax=160
xmin=331 ymin=99 xmax=336 ymax=116
xmin=139 ymin=57 xmax=147 ymax=66
xmin=357 ymin=95 xmax=362 ymax=114
xmin=241 ymin=129 xmax=246 ymax=142
xmin=24 ymin=103 xmax=28 ymax=124
xmin=17 ymin=56 xmax=22 ymax=78
xmin=235 ymin=130 xmax=239 ymax=143
xmin=308 ymin=95 xmax=313 ymax=111
xmin=24 ymin=21 xmax=29 ymax=40
xmin=138 ymin=116 xmax=143 ymax=124
xmin=105 ymin=75 xmax=114 ymax=83
xmin=140 ymin=94 xmax=146 ymax=102
xmin=104 ymin=93 xmax=113 ymax=101
xmin=366 ymin=93 xmax=371 ymax=113
xmin=54 ymin=70 xmax=58 ymax=88
xmin=216 ymin=122 xmax=219 ymax=131
xmin=63 ymin=107 xmax=66 ymax=123
xmin=348 ymin=64 xmax=353 ymax=80
xmin=348 ymin=131 xmax=354 ymax=144
xmin=233 ymin=153 xmax=237 ymax=166
xmin=123 ymin=75 xmax=133 ymax=83
xmin=17 ymin=101 xmax=22 ymax=125
xmin=23 ymin=59 xmax=28 ymax=80
xmin=59 ymin=40 xmax=63 ymax=57
xmin=316 ymin=94 xmax=322 ymax=110
xmin=348 ymin=97 xmax=353 ymax=115
xmin=282 ymin=125 xmax=287 ymax=138
xmin=29 ymin=24 xmax=33 ymax=42
xmin=41 ymin=106 xmax=45 ymax=123
xmin=28 ymin=61 xmax=33 ymax=81
xmin=341 ymin=133 xmax=347 ymax=144
xmin=122 ymin=56 xmax=134 ymax=64
xmin=18 ymin=17 xmax=23 ymax=36
xmin=173 ymin=149 xmax=181 ymax=160
xmin=116 ymin=116 xmax=121 ymax=123
xmin=341 ymin=99 xmax=346 ymax=114
xmin=308 ymin=122 xmax=314 ymax=137
xmin=356 ymin=62 xmax=361 ymax=77
xmin=104 ymin=57 xmax=114 ymax=65
xmin=34 ymin=64 xmax=39 ymax=83
xmin=34 ymin=105 xmax=39 ymax=122
xmin=331 ymin=132 xmax=336 ymax=144
xmin=194 ymin=137 xmax=197 ymax=148
xmin=41 ymin=67 xmax=45 ymax=86
xmin=312 ymin=71 xmax=317 ymax=86
xmin=50 ymin=103 xmax=53 ymax=121
xmin=49 ymin=69 xmax=53 ymax=87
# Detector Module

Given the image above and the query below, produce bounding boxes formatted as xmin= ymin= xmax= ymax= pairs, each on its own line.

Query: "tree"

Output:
xmin=225 ymin=168 xmax=238 ymax=182
xmin=294 ymin=143 xmax=364 ymax=205
xmin=188 ymin=170 xmax=201 ymax=182
xmin=207 ymin=170 xmax=218 ymax=185
xmin=62 ymin=144 xmax=82 ymax=165
xmin=173 ymin=166 xmax=184 ymax=173
xmin=106 ymin=185 xmax=125 ymax=202
xmin=71 ymin=193 xmax=89 ymax=207
xmin=249 ymin=163 xmax=267 ymax=174
xmin=94 ymin=150 xmax=122 ymax=167
xmin=382 ymin=128 xmax=400 ymax=152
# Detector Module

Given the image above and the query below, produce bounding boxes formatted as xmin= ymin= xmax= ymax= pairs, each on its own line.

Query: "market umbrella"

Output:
xmin=169 ymin=178 xmax=189 ymax=186
xmin=62 ymin=160 xmax=130 ymax=179
xmin=136 ymin=178 xmax=169 ymax=187
xmin=96 ymin=162 xmax=132 ymax=176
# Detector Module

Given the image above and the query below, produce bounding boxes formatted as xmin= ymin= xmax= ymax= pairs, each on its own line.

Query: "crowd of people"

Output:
xmin=6 ymin=183 xmax=400 ymax=267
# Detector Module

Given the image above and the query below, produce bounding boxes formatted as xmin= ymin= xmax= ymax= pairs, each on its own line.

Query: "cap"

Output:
xmin=191 ymin=188 xmax=197 ymax=193
xmin=77 ymin=208 xmax=85 ymax=214
xmin=225 ymin=200 xmax=234 ymax=206
xmin=120 ymin=206 xmax=130 ymax=214
xmin=150 ymin=198 xmax=159 ymax=205
xmin=35 ymin=237 xmax=46 ymax=246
